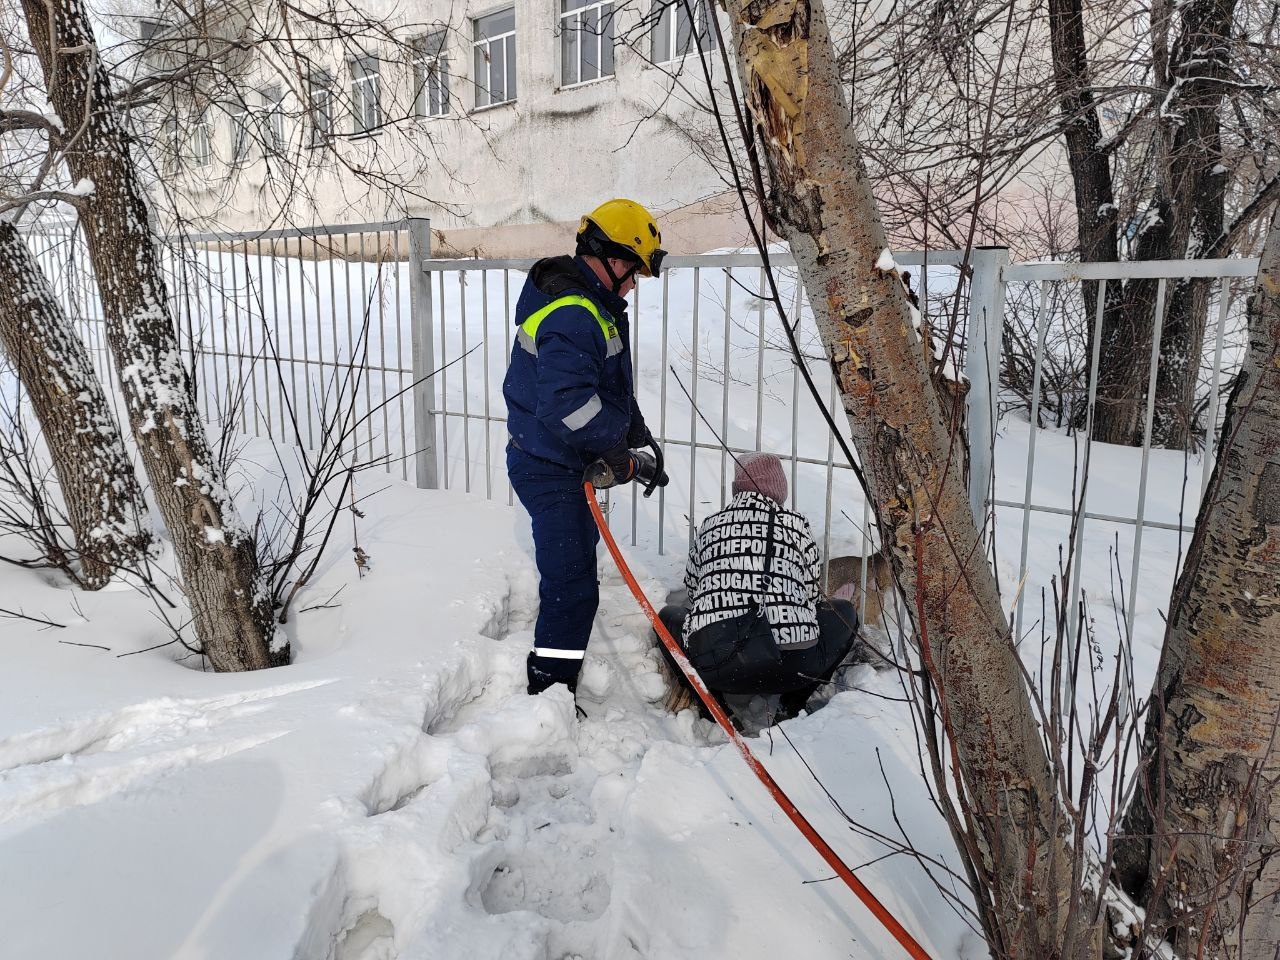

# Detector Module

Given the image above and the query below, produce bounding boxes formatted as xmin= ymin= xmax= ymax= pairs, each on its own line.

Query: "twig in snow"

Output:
xmin=0 ymin=605 xmax=65 ymax=628
xmin=300 ymin=585 xmax=346 ymax=613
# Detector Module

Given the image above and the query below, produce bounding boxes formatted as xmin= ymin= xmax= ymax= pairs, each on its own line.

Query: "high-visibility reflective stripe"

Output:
xmin=516 ymin=294 xmax=620 ymax=356
xmin=516 ymin=327 xmax=539 ymax=356
xmin=562 ymin=393 xmax=602 ymax=431
xmin=532 ymin=646 xmax=587 ymax=660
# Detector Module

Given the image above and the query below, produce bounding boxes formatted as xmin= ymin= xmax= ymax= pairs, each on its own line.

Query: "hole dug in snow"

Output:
xmin=481 ymin=853 xmax=611 ymax=923
xmin=331 ymin=906 xmax=395 ymax=960
xmin=478 ymin=749 xmax=613 ymax=923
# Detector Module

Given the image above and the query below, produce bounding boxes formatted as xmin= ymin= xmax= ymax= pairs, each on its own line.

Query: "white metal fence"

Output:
xmin=13 ymin=217 xmax=1261 ymax=652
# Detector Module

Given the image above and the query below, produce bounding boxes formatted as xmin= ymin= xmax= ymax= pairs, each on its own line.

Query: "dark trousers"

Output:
xmin=508 ymin=446 xmax=600 ymax=693
xmin=657 ymin=599 xmax=859 ymax=718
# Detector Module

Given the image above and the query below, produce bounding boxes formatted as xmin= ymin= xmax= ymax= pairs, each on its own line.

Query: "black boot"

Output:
xmin=527 ymin=651 xmax=580 ymax=696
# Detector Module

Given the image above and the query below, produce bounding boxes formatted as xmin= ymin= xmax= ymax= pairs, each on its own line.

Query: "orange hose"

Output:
xmin=585 ymin=482 xmax=933 ymax=960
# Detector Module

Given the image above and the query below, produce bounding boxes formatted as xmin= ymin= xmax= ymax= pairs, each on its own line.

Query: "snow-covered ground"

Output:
xmin=1 ymin=448 xmax=980 ymax=960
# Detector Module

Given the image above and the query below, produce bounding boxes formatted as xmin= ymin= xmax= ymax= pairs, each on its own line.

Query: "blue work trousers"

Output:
xmin=508 ymin=445 xmax=600 ymax=693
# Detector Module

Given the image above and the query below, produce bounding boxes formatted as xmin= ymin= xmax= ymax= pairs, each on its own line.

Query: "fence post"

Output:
xmin=408 ymin=217 xmax=439 ymax=489
xmin=963 ymin=246 xmax=1009 ymax=531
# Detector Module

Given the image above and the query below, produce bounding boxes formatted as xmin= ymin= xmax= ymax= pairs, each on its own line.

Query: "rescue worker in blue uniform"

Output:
xmin=504 ymin=199 xmax=670 ymax=695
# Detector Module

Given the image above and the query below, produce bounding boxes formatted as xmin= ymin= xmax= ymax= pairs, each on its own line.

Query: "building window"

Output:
xmin=560 ymin=0 xmax=615 ymax=87
xmin=161 ymin=115 xmax=180 ymax=171
xmin=473 ymin=9 xmax=516 ymax=108
xmin=190 ymin=113 xmax=212 ymax=167
xmin=651 ymin=0 xmax=717 ymax=64
xmin=261 ymin=86 xmax=286 ymax=152
xmin=227 ymin=101 xmax=250 ymax=163
xmin=350 ymin=56 xmax=382 ymax=134
xmin=413 ymin=31 xmax=450 ymax=117
xmin=309 ymin=70 xmax=334 ymax=145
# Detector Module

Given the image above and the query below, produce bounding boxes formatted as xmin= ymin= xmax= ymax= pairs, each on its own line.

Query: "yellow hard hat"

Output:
xmin=577 ymin=199 xmax=667 ymax=277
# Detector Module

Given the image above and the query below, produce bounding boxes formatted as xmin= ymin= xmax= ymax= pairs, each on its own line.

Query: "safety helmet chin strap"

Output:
xmin=601 ymin=256 xmax=640 ymax=295
xmin=577 ymin=222 xmax=643 ymax=295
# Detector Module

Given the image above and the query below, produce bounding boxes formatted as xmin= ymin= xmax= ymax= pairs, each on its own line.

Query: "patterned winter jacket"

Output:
xmin=682 ymin=491 xmax=823 ymax=649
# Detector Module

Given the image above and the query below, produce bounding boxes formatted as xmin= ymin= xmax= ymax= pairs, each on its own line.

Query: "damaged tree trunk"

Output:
xmin=18 ymin=0 xmax=286 ymax=670
xmin=1116 ymin=203 xmax=1280 ymax=959
xmin=0 ymin=221 xmax=150 ymax=587
xmin=721 ymin=0 xmax=1084 ymax=955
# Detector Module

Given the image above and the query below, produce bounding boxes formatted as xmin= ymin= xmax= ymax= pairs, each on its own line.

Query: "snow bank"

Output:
xmin=0 ymin=457 xmax=973 ymax=960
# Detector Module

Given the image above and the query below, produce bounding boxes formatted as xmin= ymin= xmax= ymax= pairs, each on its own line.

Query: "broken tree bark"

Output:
xmin=18 ymin=0 xmax=286 ymax=670
xmin=1116 ymin=202 xmax=1280 ymax=959
xmin=721 ymin=0 xmax=1085 ymax=954
xmin=0 ymin=221 xmax=149 ymax=587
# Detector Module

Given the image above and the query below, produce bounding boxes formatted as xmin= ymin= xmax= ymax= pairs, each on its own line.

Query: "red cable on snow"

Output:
xmin=585 ymin=482 xmax=933 ymax=960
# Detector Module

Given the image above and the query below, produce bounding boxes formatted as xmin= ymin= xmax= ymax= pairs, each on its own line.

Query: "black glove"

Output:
xmin=584 ymin=445 xmax=670 ymax=491
xmin=632 ymin=449 xmax=669 ymax=491
xmin=627 ymin=418 xmax=653 ymax=449
xmin=584 ymin=445 xmax=638 ymax=489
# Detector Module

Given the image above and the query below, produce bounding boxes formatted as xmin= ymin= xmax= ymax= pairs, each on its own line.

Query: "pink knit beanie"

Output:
xmin=732 ymin=452 xmax=788 ymax=505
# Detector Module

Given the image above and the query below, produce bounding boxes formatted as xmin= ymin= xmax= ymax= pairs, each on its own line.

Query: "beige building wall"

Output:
xmin=168 ymin=0 xmax=753 ymax=255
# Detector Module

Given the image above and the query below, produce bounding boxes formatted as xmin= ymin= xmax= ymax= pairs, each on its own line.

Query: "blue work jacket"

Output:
xmin=503 ymin=256 xmax=646 ymax=471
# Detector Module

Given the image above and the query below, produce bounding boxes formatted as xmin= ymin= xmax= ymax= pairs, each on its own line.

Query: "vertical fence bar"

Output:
xmin=755 ymin=265 xmax=766 ymax=452
xmin=198 ymin=244 xmax=216 ymax=419
xmin=439 ymin=270 xmax=450 ymax=489
xmin=789 ymin=275 xmax=802 ymax=500
xmin=330 ymin=231 xmax=345 ymax=445
xmin=720 ymin=267 xmax=733 ymax=505
xmin=206 ymin=245 xmax=229 ymax=430
xmin=1201 ymin=279 xmax=1232 ymax=493
xmin=822 ymin=369 xmax=837 ymax=565
xmin=342 ymin=234 xmax=358 ymax=460
xmin=688 ymin=267 xmax=701 ymax=549
xmin=631 ymin=279 xmax=640 ymax=545
xmin=482 ymin=269 xmax=493 ymax=499
xmin=859 ymin=497 xmax=871 ymax=624
xmin=194 ymin=241 xmax=209 ymax=422
xmin=233 ymin=241 xmax=249 ymax=433
xmin=216 ymin=248 xmax=234 ymax=427
xmin=234 ymin=240 xmax=250 ymax=435
xmin=658 ymin=269 xmax=670 ymax=555
xmin=181 ymin=240 xmax=200 ymax=417
xmin=298 ymin=235 xmax=316 ymax=449
xmin=393 ymin=231 xmax=407 ymax=479
xmin=1014 ymin=280 xmax=1053 ymax=642
xmin=236 ymin=241 xmax=256 ymax=437
xmin=377 ymin=230 xmax=392 ymax=474
xmin=407 ymin=218 xmax=438 ymax=489
xmin=203 ymin=244 xmax=221 ymax=427
xmin=504 ymin=268 xmax=515 ymax=507
xmin=1066 ymin=278 xmax=1108 ymax=642
xmin=244 ymin=240 xmax=262 ymax=435
xmin=459 ymin=270 xmax=472 ymax=493
xmin=1125 ymin=279 xmax=1169 ymax=636
xmin=359 ymin=231 xmax=374 ymax=462
xmin=283 ymin=234 xmax=300 ymax=443
xmin=235 ymin=245 xmax=257 ymax=442
xmin=964 ymin=246 xmax=1009 ymax=531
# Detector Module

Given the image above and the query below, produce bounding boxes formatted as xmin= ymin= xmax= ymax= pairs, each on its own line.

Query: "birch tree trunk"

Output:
xmin=1116 ymin=203 xmax=1280 ymax=958
xmin=721 ymin=1 xmax=1084 ymax=954
xmin=0 ymin=221 xmax=149 ymax=588
xmin=17 ymin=0 xmax=286 ymax=670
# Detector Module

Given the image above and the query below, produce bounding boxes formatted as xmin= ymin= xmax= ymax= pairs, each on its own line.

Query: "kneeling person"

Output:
xmin=658 ymin=452 xmax=859 ymax=718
